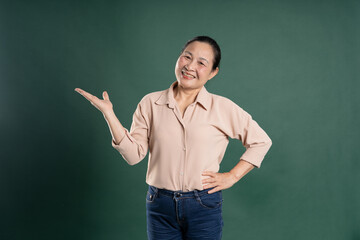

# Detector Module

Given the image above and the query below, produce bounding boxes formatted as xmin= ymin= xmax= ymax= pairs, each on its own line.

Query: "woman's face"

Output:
xmin=175 ymin=41 xmax=219 ymax=90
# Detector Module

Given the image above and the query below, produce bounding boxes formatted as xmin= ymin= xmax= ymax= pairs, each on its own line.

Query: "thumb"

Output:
xmin=102 ymin=91 xmax=109 ymax=100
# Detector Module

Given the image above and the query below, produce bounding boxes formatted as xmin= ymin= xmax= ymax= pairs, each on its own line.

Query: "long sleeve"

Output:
xmin=107 ymin=81 xmax=272 ymax=191
xmin=111 ymin=100 xmax=150 ymax=165
xmin=225 ymin=102 xmax=272 ymax=168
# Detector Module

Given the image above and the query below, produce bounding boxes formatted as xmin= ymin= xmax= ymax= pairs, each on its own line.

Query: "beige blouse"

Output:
xmin=112 ymin=81 xmax=272 ymax=191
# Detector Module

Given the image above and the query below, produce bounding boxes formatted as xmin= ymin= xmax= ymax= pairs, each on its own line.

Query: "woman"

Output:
xmin=75 ymin=36 xmax=272 ymax=240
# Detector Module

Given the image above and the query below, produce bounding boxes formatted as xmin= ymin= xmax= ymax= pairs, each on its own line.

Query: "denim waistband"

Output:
xmin=149 ymin=185 xmax=215 ymax=197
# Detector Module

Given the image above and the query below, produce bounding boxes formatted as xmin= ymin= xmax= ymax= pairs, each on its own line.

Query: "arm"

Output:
xmin=103 ymin=110 xmax=126 ymax=145
xmin=74 ymin=88 xmax=125 ymax=144
xmin=230 ymin=159 xmax=255 ymax=181
xmin=74 ymin=88 xmax=149 ymax=165
xmin=202 ymin=159 xmax=254 ymax=194
xmin=202 ymin=101 xmax=272 ymax=194
xmin=110 ymin=99 xmax=150 ymax=165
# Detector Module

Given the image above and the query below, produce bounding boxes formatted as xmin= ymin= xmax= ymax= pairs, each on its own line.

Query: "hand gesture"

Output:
xmin=202 ymin=171 xmax=238 ymax=194
xmin=74 ymin=88 xmax=113 ymax=115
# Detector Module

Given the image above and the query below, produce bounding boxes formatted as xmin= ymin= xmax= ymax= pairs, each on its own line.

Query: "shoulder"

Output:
xmin=209 ymin=92 xmax=251 ymax=118
xmin=210 ymin=93 xmax=243 ymax=110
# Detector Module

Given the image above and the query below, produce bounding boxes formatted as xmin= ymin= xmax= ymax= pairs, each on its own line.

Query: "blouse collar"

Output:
xmin=155 ymin=81 xmax=211 ymax=110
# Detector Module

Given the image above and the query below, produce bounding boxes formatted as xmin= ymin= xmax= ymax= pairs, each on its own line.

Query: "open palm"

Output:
xmin=74 ymin=88 xmax=113 ymax=115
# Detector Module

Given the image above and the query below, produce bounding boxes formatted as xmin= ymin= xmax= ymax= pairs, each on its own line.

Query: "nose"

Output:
xmin=186 ymin=59 xmax=196 ymax=71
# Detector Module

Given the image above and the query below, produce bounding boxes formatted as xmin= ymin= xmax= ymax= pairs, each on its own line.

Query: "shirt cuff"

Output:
xmin=111 ymin=129 xmax=131 ymax=152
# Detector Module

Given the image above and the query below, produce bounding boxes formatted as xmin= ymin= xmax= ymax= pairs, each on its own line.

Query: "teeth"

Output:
xmin=182 ymin=70 xmax=195 ymax=78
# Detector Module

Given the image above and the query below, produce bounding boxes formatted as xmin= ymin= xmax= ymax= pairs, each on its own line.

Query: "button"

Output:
xmin=180 ymin=172 xmax=184 ymax=176
xmin=176 ymin=193 xmax=182 ymax=197
xmin=183 ymin=147 xmax=186 ymax=151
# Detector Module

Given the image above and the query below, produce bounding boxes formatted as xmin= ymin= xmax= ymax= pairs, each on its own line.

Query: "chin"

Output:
xmin=179 ymin=81 xmax=199 ymax=90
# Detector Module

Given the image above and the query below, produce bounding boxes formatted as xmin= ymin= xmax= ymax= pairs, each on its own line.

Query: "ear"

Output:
xmin=208 ymin=67 xmax=219 ymax=81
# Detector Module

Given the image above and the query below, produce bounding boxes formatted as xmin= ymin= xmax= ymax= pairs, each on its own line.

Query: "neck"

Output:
xmin=173 ymin=83 xmax=201 ymax=103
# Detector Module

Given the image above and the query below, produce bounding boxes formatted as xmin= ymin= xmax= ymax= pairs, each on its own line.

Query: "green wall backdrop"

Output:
xmin=1 ymin=0 xmax=359 ymax=239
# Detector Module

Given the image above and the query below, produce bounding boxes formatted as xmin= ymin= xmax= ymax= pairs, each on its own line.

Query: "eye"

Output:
xmin=199 ymin=62 xmax=205 ymax=66
xmin=184 ymin=55 xmax=191 ymax=59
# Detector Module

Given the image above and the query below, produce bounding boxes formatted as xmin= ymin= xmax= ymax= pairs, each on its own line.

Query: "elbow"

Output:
xmin=114 ymin=142 xmax=148 ymax=166
xmin=126 ymin=159 xmax=141 ymax=166
xmin=122 ymin=155 xmax=142 ymax=166
xmin=266 ymin=136 xmax=273 ymax=148
xmin=265 ymin=139 xmax=272 ymax=152
xmin=123 ymin=153 xmax=146 ymax=166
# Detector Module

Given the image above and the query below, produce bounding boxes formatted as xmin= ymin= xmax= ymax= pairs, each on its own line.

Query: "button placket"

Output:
xmin=171 ymin=105 xmax=186 ymax=190
xmin=181 ymin=126 xmax=187 ymax=191
xmin=183 ymin=103 xmax=195 ymax=121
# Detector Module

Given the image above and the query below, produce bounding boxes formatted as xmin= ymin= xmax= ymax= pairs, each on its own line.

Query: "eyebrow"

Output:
xmin=184 ymin=51 xmax=209 ymax=64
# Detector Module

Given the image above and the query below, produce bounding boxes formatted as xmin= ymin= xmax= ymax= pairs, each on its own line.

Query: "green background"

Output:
xmin=1 ymin=0 xmax=359 ymax=239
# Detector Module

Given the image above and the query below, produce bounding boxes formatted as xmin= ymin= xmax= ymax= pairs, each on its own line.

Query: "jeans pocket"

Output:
xmin=146 ymin=185 xmax=157 ymax=203
xmin=198 ymin=191 xmax=223 ymax=209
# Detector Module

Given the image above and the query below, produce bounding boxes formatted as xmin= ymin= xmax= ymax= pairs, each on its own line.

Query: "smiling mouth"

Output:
xmin=181 ymin=70 xmax=195 ymax=79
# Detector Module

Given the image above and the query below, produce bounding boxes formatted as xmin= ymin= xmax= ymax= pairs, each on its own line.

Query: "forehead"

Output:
xmin=183 ymin=41 xmax=214 ymax=60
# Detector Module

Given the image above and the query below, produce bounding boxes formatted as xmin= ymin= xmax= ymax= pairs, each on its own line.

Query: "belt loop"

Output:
xmin=194 ymin=189 xmax=200 ymax=201
xmin=173 ymin=191 xmax=178 ymax=201
xmin=150 ymin=185 xmax=158 ymax=197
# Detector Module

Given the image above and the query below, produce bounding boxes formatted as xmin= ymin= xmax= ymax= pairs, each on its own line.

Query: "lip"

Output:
xmin=181 ymin=70 xmax=196 ymax=79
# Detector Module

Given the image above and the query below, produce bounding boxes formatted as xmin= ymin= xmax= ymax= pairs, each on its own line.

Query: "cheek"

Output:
xmin=178 ymin=58 xmax=188 ymax=67
xmin=175 ymin=60 xmax=182 ymax=71
xmin=198 ymin=68 xmax=210 ymax=77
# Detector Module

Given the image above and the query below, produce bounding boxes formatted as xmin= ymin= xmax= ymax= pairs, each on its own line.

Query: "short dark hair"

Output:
xmin=181 ymin=36 xmax=221 ymax=71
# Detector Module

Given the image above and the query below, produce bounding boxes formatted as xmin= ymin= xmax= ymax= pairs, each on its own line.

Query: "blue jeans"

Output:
xmin=146 ymin=185 xmax=224 ymax=240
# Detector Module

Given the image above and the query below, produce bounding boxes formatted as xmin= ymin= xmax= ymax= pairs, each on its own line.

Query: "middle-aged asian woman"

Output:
xmin=75 ymin=36 xmax=272 ymax=240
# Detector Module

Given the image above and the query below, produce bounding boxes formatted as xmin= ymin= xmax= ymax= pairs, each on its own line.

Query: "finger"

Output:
xmin=202 ymin=178 xmax=216 ymax=184
xmin=208 ymin=186 xmax=222 ymax=194
xmin=203 ymin=183 xmax=217 ymax=189
xmin=76 ymin=89 xmax=98 ymax=102
xmin=202 ymin=171 xmax=216 ymax=177
xmin=75 ymin=88 xmax=88 ymax=95
xmin=102 ymin=91 xmax=110 ymax=101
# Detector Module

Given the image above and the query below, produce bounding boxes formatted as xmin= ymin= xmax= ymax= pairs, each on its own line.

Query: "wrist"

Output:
xmin=103 ymin=109 xmax=115 ymax=119
xmin=228 ymin=171 xmax=241 ymax=183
